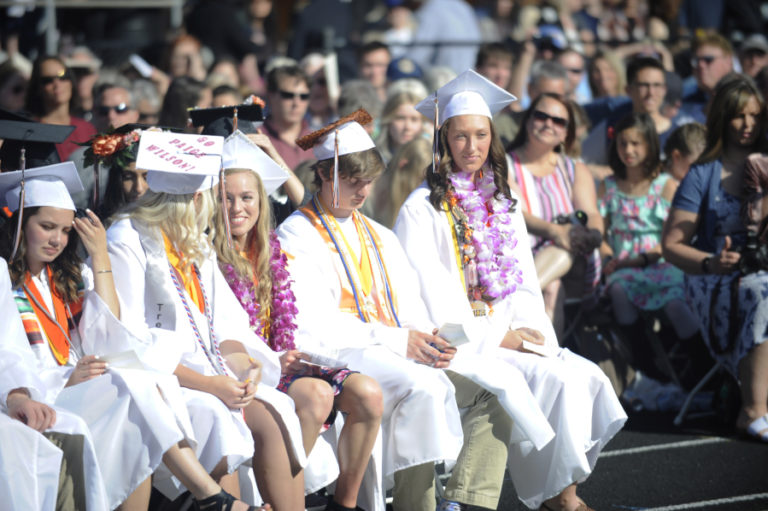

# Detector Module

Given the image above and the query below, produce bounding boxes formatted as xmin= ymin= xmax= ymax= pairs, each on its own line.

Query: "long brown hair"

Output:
xmin=0 ymin=207 xmax=83 ymax=303
xmin=426 ymin=115 xmax=514 ymax=211
xmin=213 ymin=169 xmax=273 ymax=322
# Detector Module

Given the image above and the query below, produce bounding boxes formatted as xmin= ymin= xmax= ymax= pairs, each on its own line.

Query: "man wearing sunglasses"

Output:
xmin=92 ymin=83 xmax=139 ymax=132
xmin=680 ymin=30 xmax=734 ymax=124
xmin=264 ymin=65 xmax=314 ymax=172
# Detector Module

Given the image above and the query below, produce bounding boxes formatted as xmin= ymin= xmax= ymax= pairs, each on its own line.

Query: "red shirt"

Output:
xmin=56 ymin=116 xmax=96 ymax=162
xmin=262 ymin=118 xmax=314 ymax=171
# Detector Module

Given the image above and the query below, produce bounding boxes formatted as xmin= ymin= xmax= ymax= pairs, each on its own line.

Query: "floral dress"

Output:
xmin=599 ymin=173 xmax=685 ymax=310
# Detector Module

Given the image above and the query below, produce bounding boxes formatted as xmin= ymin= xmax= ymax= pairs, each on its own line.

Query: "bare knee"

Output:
xmin=339 ymin=375 xmax=384 ymax=422
xmin=290 ymin=378 xmax=335 ymax=426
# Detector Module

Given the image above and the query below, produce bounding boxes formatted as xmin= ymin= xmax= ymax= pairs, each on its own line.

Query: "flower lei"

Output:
xmin=224 ymin=231 xmax=299 ymax=352
xmin=82 ymin=128 xmax=144 ymax=169
xmin=447 ymin=168 xmax=522 ymax=302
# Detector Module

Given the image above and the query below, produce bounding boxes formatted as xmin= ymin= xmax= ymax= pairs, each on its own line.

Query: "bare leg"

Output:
xmin=332 ymin=374 xmax=383 ymax=508
xmin=542 ymin=483 xmax=589 ymax=511
xmin=543 ymin=279 xmax=566 ymax=339
xmin=116 ymin=477 xmax=151 ymax=511
xmin=535 ymin=245 xmax=573 ymax=289
xmin=736 ymin=340 xmax=768 ymax=430
xmin=218 ymin=471 xmax=240 ymax=498
xmin=245 ymin=399 xmax=305 ymax=511
xmin=287 ymin=377 xmax=335 ymax=454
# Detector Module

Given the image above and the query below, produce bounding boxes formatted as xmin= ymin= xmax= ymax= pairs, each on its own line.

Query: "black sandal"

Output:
xmin=194 ymin=490 xmax=269 ymax=511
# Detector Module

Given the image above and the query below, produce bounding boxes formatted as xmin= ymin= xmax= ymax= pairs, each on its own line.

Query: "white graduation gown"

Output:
xmin=100 ymin=218 xmax=306 ymax=498
xmin=0 ymin=258 xmax=108 ymax=511
xmin=395 ymin=184 xmax=627 ymax=509
xmin=278 ymin=208 xmax=466 ymax=491
xmin=13 ymin=261 xmax=202 ymax=510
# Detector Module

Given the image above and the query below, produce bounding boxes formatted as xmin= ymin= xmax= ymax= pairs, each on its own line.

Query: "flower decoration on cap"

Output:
xmin=83 ymin=127 xmax=161 ymax=170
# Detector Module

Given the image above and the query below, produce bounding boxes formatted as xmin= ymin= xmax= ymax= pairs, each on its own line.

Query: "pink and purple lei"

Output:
xmin=448 ymin=168 xmax=523 ymax=300
xmin=224 ymin=231 xmax=299 ymax=352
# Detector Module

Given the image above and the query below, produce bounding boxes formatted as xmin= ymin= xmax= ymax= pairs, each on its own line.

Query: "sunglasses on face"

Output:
xmin=532 ymin=109 xmax=569 ymax=128
xmin=40 ymin=71 xmax=70 ymax=86
xmin=96 ymin=103 xmax=132 ymax=116
xmin=278 ymin=90 xmax=310 ymax=101
xmin=566 ymin=67 xmax=583 ymax=74
xmin=691 ymin=55 xmax=719 ymax=67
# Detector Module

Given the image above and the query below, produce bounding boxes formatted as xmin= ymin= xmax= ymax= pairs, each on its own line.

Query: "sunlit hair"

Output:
xmin=312 ymin=147 xmax=385 ymax=188
xmin=426 ymin=115 xmax=514 ymax=211
xmin=212 ymin=169 xmax=273 ymax=321
xmin=507 ymin=92 xmax=577 ymax=154
xmin=0 ymin=207 xmax=82 ymax=303
xmin=609 ymin=112 xmax=661 ymax=180
xmin=663 ymin=122 xmax=706 ymax=170
xmin=376 ymin=91 xmax=423 ymax=156
xmin=587 ymin=49 xmax=626 ymax=98
xmin=124 ymin=188 xmax=217 ymax=272
xmin=699 ymin=75 xmax=768 ymax=163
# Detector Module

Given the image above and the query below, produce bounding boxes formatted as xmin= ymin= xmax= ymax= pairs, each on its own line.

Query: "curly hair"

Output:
xmin=0 ymin=207 xmax=83 ymax=303
xmin=124 ymin=188 xmax=217 ymax=272
xmin=212 ymin=169 xmax=273 ymax=322
xmin=426 ymin=116 xmax=514 ymax=211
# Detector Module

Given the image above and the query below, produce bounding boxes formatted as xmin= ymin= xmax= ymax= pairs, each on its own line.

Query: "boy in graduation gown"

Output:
xmin=277 ymin=110 xmax=514 ymax=511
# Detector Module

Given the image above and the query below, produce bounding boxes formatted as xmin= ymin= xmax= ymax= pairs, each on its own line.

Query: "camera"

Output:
xmin=554 ymin=210 xmax=588 ymax=227
xmin=737 ymin=231 xmax=768 ymax=275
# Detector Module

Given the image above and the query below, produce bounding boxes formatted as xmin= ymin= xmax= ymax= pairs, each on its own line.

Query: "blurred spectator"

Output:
xmin=300 ymin=53 xmax=338 ymax=131
xmin=387 ymin=77 xmax=428 ymax=100
xmin=383 ymin=1 xmax=416 ymax=58
xmin=207 ymin=57 xmax=242 ymax=91
xmin=186 ymin=0 xmax=262 ymax=63
xmin=158 ymin=76 xmax=211 ymax=132
xmin=587 ymin=49 xmax=626 ymax=100
xmin=263 ymin=65 xmax=313 ymax=170
xmin=407 ymin=0 xmax=482 ymax=74
xmin=64 ymin=46 xmax=101 ymax=122
xmin=337 ymin=79 xmax=382 ymax=136
xmin=680 ymin=30 xmax=734 ymax=124
xmin=211 ymin=85 xmax=243 ymax=108
xmin=0 ymin=59 xmax=27 ymax=113
xmin=24 ymin=55 xmax=96 ymax=161
xmin=422 ymin=65 xmax=456 ymax=92
xmin=475 ymin=43 xmax=514 ymax=91
xmin=662 ymin=122 xmax=706 ymax=181
xmin=739 ymin=34 xmax=768 ymax=79
xmin=358 ymin=41 xmax=391 ymax=102
xmin=374 ymin=90 xmax=425 ymax=164
xmin=165 ymin=34 xmax=208 ymax=82
xmin=132 ymin=79 xmax=162 ymax=125
xmin=661 ymin=70 xmax=683 ymax=121
xmin=91 ymin=82 xmax=139 ymax=132
xmin=386 ymin=56 xmax=423 ymax=83
xmin=557 ymin=47 xmax=591 ymax=103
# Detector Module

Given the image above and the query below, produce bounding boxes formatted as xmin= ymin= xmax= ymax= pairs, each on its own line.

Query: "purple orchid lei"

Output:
xmin=448 ymin=168 xmax=523 ymax=300
xmin=223 ymin=231 xmax=299 ymax=352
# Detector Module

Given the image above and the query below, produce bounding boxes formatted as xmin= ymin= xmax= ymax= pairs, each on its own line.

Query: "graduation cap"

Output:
xmin=188 ymin=103 xmax=265 ymax=137
xmin=414 ymin=69 xmax=516 ymax=173
xmin=0 ymin=109 xmax=75 ymax=171
xmin=222 ymin=130 xmax=290 ymax=195
xmin=296 ymin=109 xmax=375 ymax=207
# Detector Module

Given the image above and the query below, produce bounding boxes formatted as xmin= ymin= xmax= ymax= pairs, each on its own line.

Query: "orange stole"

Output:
xmin=23 ymin=266 xmax=72 ymax=365
xmin=163 ymin=232 xmax=204 ymax=313
xmin=299 ymin=199 xmax=399 ymax=326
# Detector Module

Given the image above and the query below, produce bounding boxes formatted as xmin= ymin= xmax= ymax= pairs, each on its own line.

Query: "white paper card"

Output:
xmin=100 ymin=350 xmax=146 ymax=370
xmin=521 ymin=340 xmax=557 ymax=358
xmin=300 ymin=351 xmax=348 ymax=369
xmin=437 ymin=323 xmax=471 ymax=347
xmin=137 ymin=131 xmax=223 ymax=175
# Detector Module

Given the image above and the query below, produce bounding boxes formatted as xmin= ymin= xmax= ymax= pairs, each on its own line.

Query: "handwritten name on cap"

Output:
xmin=136 ymin=131 xmax=224 ymax=175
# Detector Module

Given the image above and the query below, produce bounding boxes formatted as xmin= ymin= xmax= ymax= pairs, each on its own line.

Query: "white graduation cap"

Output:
xmin=295 ymin=109 xmax=375 ymax=207
xmin=222 ymin=130 xmax=290 ymax=195
xmin=135 ymin=131 xmax=225 ymax=194
xmin=0 ymin=162 xmax=83 ymax=212
xmin=415 ymin=69 xmax=517 ymax=124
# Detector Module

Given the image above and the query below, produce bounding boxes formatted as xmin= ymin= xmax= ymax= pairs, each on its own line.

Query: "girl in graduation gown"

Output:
xmin=213 ymin=131 xmax=384 ymax=511
xmin=394 ymin=70 xmax=627 ymax=511
xmin=0 ymin=163 xmax=268 ymax=511
xmin=102 ymin=132 xmax=308 ymax=511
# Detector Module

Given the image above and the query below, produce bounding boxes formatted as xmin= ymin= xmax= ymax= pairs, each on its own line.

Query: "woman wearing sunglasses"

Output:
xmin=506 ymin=93 xmax=603 ymax=336
xmin=24 ymin=56 xmax=96 ymax=161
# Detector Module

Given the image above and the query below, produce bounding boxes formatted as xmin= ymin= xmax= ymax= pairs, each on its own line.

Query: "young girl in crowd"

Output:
xmin=662 ymin=122 xmax=707 ymax=182
xmin=214 ymin=132 xmax=383 ymax=511
xmin=599 ymin=113 xmax=700 ymax=361
xmin=104 ymin=132 xmax=307 ymax=510
xmin=0 ymin=163 xmax=266 ymax=511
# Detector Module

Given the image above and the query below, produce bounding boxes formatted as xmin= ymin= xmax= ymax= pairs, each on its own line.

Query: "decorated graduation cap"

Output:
xmin=0 ymin=162 xmax=83 ymax=259
xmin=222 ymin=130 xmax=290 ymax=195
xmin=415 ymin=69 xmax=516 ymax=172
xmin=135 ymin=131 xmax=224 ymax=195
xmin=296 ymin=109 xmax=374 ymax=207
xmin=0 ymin=109 xmax=74 ymax=171
xmin=189 ymin=97 xmax=265 ymax=137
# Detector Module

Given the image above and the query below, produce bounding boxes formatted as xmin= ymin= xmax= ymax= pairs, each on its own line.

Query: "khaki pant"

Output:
xmin=44 ymin=432 xmax=87 ymax=511
xmin=393 ymin=371 xmax=512 ymax=510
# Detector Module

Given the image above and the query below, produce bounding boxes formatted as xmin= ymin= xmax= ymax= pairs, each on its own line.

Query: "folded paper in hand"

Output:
xmin=437 ymin=323 xmax=471 ymax=347
xmin=300 ymin=351 xmax=348 ymax=369
xmin=100 ymin=350 xmax=146 ymax=370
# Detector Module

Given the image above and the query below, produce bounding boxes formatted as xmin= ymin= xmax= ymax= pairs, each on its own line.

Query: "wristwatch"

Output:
xmin=701 ymin=256 xmax=712 ymax=274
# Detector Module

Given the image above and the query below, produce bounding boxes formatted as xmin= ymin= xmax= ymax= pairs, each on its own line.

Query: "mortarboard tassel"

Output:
xmin=233 ymin=107 xmax=239 ymax=133
xmin=10 ymin=147 xmax=26 ymax=261
xmin=219 ymin=167 xmax=233 ymax=249
xmin=332 ymin=128 xmax=340 ymax=208
xmin=432 ymin=93 xmax=440 ymax=174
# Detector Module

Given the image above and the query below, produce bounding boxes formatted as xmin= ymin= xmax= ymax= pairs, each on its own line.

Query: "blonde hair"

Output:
xmin=126 ymin=188 xmax=217 ymax=272
xmin=212 ymin=169 xmax=273 ymax=322
xmin=375 ymin=91 xmax=423 ymax=158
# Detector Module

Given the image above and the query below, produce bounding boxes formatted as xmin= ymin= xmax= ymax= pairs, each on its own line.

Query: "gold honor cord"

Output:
xmin=332 ymin=128 xmax=340 ymax=208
